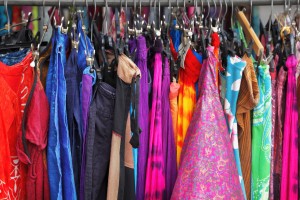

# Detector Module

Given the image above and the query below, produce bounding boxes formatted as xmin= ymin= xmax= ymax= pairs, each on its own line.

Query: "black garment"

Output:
xmin=84 ymin=81 xmax=116 ymax=200
xmin=65 ymin=47 xmax=83 ymax=197
xmin=113 ymin=77 xmax=132 ymax=200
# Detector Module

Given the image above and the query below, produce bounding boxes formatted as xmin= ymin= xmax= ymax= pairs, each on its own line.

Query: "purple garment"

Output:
xmin=80 ymin=67 xmax=96 ymax=200
xmin=171 ymin=46 xmax=243 ymax=199
xmin=161 ymin=56 xmax=177 ymax=200
xmin=131 ymin=36 xmax=150 ymax=200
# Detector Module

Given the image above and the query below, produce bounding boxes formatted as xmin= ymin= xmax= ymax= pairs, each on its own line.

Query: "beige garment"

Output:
xmin=107 ymin=131 xmax=121 ymax=200
xmin=124 ymin=114 xmax=134 ymax=168
xmin=236 ymin=55 xmax=260 ymax=200
xmin=106 ymin=54 xmax=140 ymax=200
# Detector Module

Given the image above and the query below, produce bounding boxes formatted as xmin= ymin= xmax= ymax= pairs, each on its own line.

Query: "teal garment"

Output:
xmin=251 ymin=64 xmax=272 ymax=200
xmin=0 ymin=6 xmax=12 ymax=36
xmin=223 ymin=55 xmax=247 ymax=199
xmin=130 ymin=106 xmax=138 ymax=191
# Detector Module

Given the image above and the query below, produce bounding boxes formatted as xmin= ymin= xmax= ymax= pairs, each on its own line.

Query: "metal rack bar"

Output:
xmin=0 ymin=0 xmax=297 ymax=6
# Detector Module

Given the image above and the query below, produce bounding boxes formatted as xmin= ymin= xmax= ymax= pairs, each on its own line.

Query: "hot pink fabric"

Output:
xmin=144 ymin=51 xmax=166 ymax=199
xmin=171 ymin=46 xmax=243 ymax=199
xmin=281 ymin=55 xmax=299 ymax=200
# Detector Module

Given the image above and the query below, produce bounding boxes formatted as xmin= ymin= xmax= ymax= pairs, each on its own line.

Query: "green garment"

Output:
xmin=251 ymin=63 xmax=272 ymax=200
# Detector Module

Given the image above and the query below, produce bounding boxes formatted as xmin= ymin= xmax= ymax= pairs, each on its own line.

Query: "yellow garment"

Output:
xmin=169 ymin=81 xmax=180 ymax=146
xmin=176 ymin=49 xmax=202 ymax=166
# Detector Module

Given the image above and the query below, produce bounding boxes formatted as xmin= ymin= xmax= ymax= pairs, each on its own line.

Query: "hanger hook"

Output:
xmin=4 ymin=0 xmax=10 ymax=33
xmin=105 ymin=0 xmax=108 ymax=33
xmin=43 ymin=0 xmax=46 ymax=22
xmin=224 ymin=0 xmax=228 ymax=17
xmin=73 ymin=0 xmax=76 ymax=7
xmin=212 ymin=0 xmax=217 ymax=18
xmin=58 ymin=0 xmax=61 ymax=18
xmin=139 ymin=0 xmax=142 ymax=16
xmin=205 ymin=0 xmax=210 ymax=23
xmin=231 ymin=0 xmax=234 ymax=29
xmin=218 ymin=0 xmax=222 ymax=21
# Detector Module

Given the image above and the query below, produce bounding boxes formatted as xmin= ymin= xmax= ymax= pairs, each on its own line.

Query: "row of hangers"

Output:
xmin=0 ymin=0 xmax=300 ymax=79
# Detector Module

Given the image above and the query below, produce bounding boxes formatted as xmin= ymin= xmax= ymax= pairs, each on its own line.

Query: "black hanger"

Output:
xmin=0 ymin=12 xmax=42 ymax=52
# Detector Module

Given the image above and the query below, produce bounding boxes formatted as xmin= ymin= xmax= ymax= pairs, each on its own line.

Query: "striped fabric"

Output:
xmin=236 ymin=54 xmax=259 ymax=200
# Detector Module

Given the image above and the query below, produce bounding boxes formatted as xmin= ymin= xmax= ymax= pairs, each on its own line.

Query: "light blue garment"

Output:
xmin=223 ymin=55 xmax=247 ymax=199
xmin=46 ymin=27 xmax=77 ymax=200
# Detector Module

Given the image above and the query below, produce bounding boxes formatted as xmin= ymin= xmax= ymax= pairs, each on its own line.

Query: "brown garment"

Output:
xmin=236 ymin=55 xmax=259 ymax=200
xmin=38 ymin=45 xmax=52 ymax=88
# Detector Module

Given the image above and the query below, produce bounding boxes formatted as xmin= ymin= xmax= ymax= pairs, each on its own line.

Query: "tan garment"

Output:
xmin=118 ymin=54 xmax=141 ymax=84
xmin=124 ymin=114 xmax=134 ymax=168
xmin=107 ymin=131 xmax=121 ymax=200
xmin=107 ymin=54 xmax=140 ymax=200
xmin=236 ymin=55 xmax=259 ymax=200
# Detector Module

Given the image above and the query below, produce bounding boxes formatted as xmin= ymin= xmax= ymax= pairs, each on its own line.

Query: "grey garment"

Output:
xmin=84 ymin=81 xmax=116 ymax=200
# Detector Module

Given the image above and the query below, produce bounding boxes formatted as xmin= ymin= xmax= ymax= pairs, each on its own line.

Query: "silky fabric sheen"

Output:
xmin=281 ymin=55 xmax=299 ymax=200
xmin=251 ymin=63 xmax=272 ymax=200
xmin=145 ymin=41 xmax=166 ymax=199
xmin=223 ymin=55 xmax=247 ymax=199
xmin=134 ymin=36 xmax=150 ymax=200
xmin=236 ymin=54 xmax=259 ymax=200
xmin=176 ymin=49 xmax=202 ymax=166
xmin=171 ymin=46 xmax=243 ymax=199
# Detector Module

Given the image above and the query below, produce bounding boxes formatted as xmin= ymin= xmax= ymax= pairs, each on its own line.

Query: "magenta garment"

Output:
xmin=281 ymin=55 xmax=299 ymax=200
xmin=144 ymin=41 xmax=166 ymax=199
xmin=161 ymin=56 xmax=177 ymax=200
xmin=171 ymin=46 xmax=243 ymax=199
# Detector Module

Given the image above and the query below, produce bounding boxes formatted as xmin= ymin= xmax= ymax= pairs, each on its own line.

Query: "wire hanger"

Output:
xmin=90 ymin=0 xmax=96 ymax=43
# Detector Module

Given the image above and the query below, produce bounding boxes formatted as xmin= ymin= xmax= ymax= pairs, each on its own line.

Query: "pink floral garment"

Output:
xmin=171 ymin=46 xmax=244 ymax=199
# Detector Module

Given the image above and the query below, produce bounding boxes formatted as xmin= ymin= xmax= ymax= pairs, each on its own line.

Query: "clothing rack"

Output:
xmin=0 ymin=0 xmax=298 ymax=6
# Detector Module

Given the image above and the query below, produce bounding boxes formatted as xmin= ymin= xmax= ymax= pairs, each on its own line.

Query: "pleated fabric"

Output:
xmin=176 ymin=49 xmax=202 ymax=166
xmin=281 ymin=55 xmax=299 ymax=200
xmin=171 ymin=46 xmax=243 ymax=200
xmin=236 ymin=54 xmax=259 ymax=200
xmin=144 ymin=41 xmax=166 ymax=199
xmin=251 ymin=63 xmax=272 ymax=200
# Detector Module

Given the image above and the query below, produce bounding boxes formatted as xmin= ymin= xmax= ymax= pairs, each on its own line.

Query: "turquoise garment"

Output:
xmin=223 ymin=55 xmax=247 ymax=199
xmin=0 ymin=6 xmax=12 ymax=36
xmin=130 ymin=106 xmax=138 ymax=191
